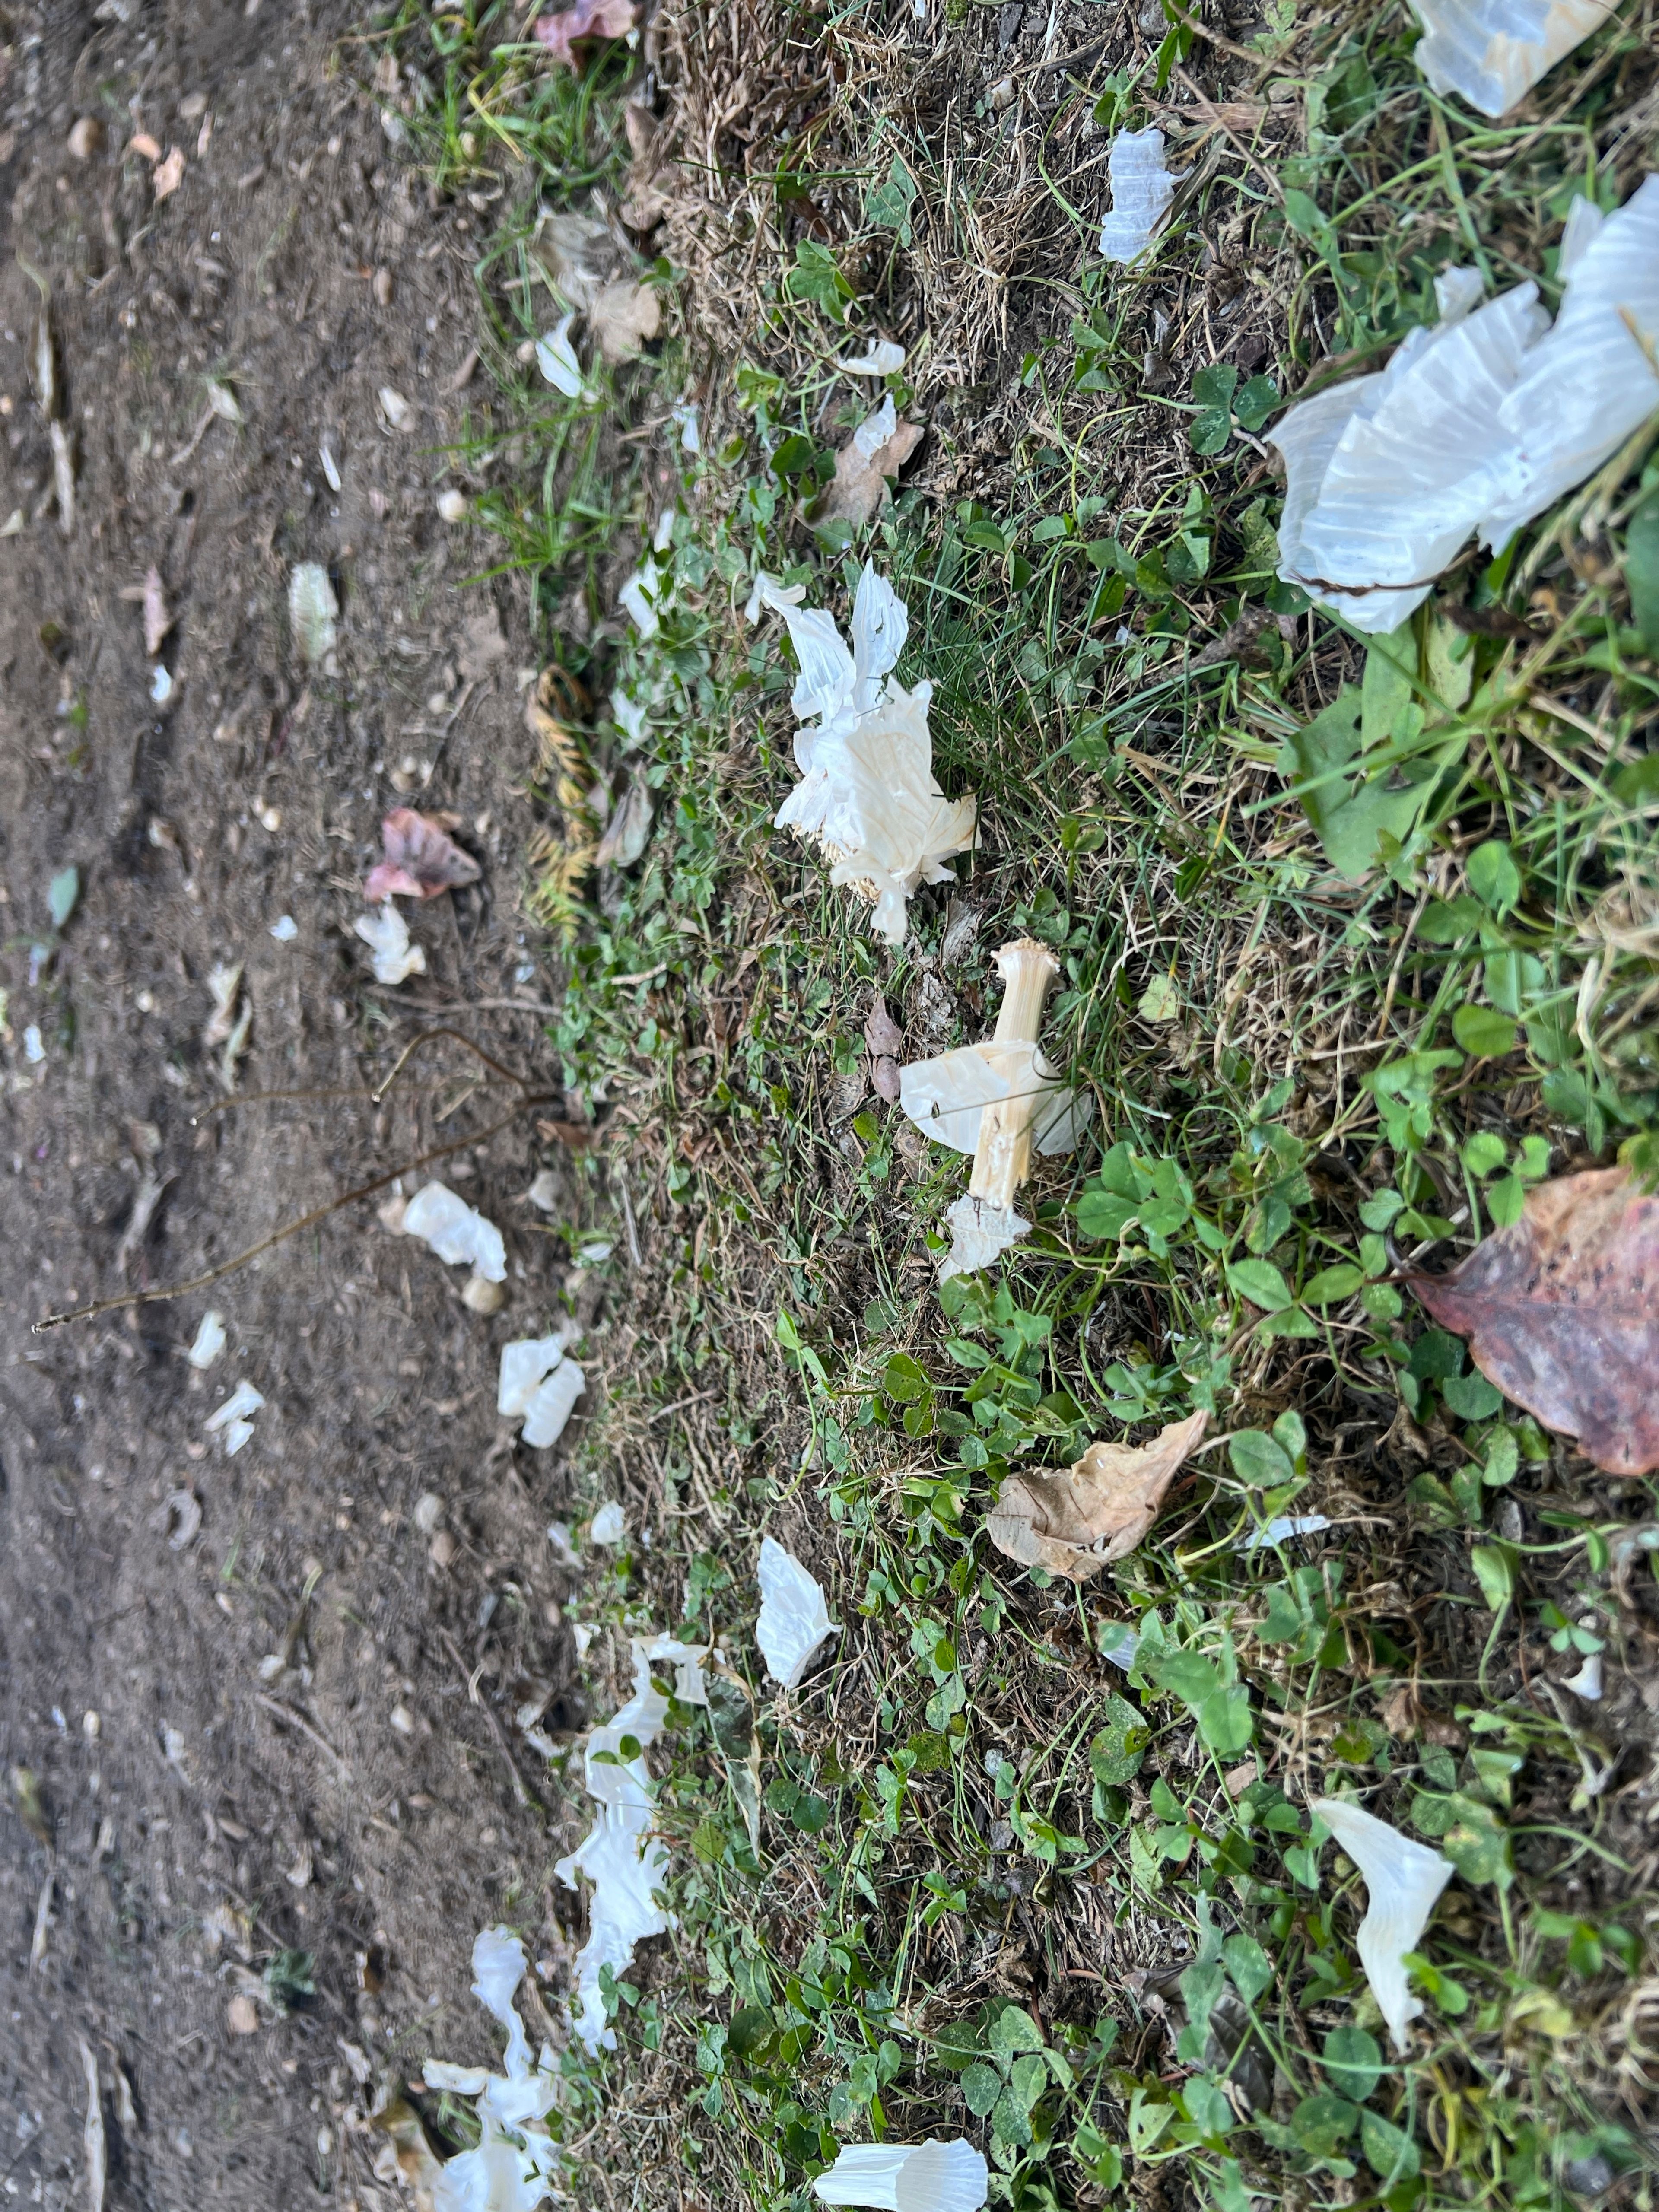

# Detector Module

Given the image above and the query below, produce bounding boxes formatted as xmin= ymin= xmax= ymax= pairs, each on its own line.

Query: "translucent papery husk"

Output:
xmin=1481 ymin=180 xmax=1659 ymax=547
xmin=899 ymin=1042 xmax=1084 ymax=1159
xmin=1313 ymin=1796 xmax=1455 ymax=2054
xmin=777 ymin=680 xmax=977 ymax=946
xmin=1275 ymin=186 xmax=1659 ymax=629
xmin=427 ymin=1929 xmax=561 ymax=2212
xmin=1098 ymin=128 xmax=1174 ymax=264
xmin=938 ymin=1195 xmax=1031 ymax=1281
xmin=756 ymin=1535 xmax=839 ymax=1691
xmin=554 ymin=1643 xmax=679 ymax=2053
xmin=1292 ymin=285 xmax=1547 ymax=628
xmin=1408 ymin=0 xmax=1611 ymax=116
xmin=761 ymin=567 xmax=971 ymax=942
xmin=813 ymin=2139 xmax=990 ymax=2212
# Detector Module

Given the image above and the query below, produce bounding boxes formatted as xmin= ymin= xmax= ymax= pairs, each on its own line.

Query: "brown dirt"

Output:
xmin=0 ymin=6 xmax=594 ymax=2204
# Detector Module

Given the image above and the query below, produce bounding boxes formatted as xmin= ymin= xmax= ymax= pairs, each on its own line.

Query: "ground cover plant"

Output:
xmin=375 ymin=1 xmax=1658 ymax=2207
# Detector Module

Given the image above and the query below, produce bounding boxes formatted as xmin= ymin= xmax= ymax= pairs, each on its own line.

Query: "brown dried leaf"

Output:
xmin=152 ymin=146 xmax=185 ymax=201
xmin=364 ymin=809 xmax=482 ymax=903
xmin=588 ymin=279 xmax=662 ymax=365
xmin=812 ymin=408 xmax=924 ymax=528
xmin=864 ymin=992 xmax=903 ymax=1059
xmin=534 ymin=0 xmax=637 ymax=67
xmin=985 ymin=1411 xmax=1208 ymax=1581
xmin=142 ymin=566 xmax=171 ymax=658
xmin=1409 ymin=1164 xmax=1659 ymax=1475
xmin=871 ymin=1055 xmax=902 ymax=1105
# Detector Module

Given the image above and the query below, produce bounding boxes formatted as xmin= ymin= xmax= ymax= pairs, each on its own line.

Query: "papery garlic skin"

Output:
xmin=1408 ymin=0 xmax=1611 ymax=118
xmin=1313 ymin=1796 xmax=1455 ymax=2054
xmin=1274 ymin=184 xmax=1659 ymax=631
xmin=1098 ymin=128 xmax=1174 ymax=264
xmin=900 ymin=939 xmax=1089 ymax=1278
xmin=555 ymin=1644 xmax=674 ymax=2053
xmin=757 ymin=566 xmax=976 ymax=944
xmin=427 ymin=1927 xmax=562 ymax=2212
xmin=814 ymin=2139 xmax=990 ymax=2212
xmin=756 ymin=1536 xmax=839 ymax=1690
xmin=354 ymin=903 xmax=427 ymax=985
xmin=403 ymin=1182 xmax=507 ymax=1284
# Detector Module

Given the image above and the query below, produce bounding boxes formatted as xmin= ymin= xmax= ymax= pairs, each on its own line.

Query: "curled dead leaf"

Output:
xmin=1409 ymin=1165 xmax=1659 ymax=1476
xmin=588 ymin=279 xmax=662 ymax=365
xmin=864 ymin=992 xmax=903 ymax=1060
xmin=364 ymin=809 xmax=482 ymax=903
xmin=153 ymin=147 xmax=185 ymax=201
xmin=534 ymin=0 xmax=637 ymax=67
xmin=811 ymin=397 xmax=923 ymax=529
xmin=985 ymin=1411 xmax=1208 ymax=1581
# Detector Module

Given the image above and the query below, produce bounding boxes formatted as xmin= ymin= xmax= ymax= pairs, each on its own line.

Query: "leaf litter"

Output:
xmin=984 ymin=1411 xmax=1209 ymax=1580
xmin=363 ymin=809 xmax=481 ymax=901
xmin=1410 ymin=1164 xmax=1659 ymax=1475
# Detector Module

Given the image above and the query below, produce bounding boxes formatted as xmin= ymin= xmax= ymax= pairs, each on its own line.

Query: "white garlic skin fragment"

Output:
xmin=521 ymin=1363 xmax=585 ymax=1449
xmin=1098 ymin=128 xmax=1174 ymax=264
xmin=813 ymin=2139 xmax=990 ymax=2212
xmin=1312 ymin=1796 xmax=1455 ymax=2054
xmin=402 ymin=1181 xmax=507 ymax=1283
xmin=1408 ymin=0 xmax=1610 ymax=118
xmin=755 ymin=1535 xmax=839 ymax=1690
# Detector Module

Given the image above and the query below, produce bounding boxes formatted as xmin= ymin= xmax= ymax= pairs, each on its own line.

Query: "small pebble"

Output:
xmin=226 ymin=1995 xmax=259 ymax=2036
xmin=436 ymin=489 xmax=468 ymax=524
xmin=373 ymin=267 xmax=394 ymax=307
xmin=67 ymin=116 xmax=106 ymax=159
xmin=429 ymin=1530 xmax=457 ymax=1569
xmin=269 ymin=915 xmax=298 ymax=943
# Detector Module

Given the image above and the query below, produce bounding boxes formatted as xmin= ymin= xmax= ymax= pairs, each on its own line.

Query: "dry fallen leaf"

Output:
xmin=142 ymin=566 xmax=171 ymax=658
xmin=1410 ymin=1164 xmax=1659 ymax=1476
xmin=364 ymin=809 xmax=482 ymax=902
xmin=588 ymin=278 xmax=662 ymax=365
xmin=534 ymin=0 xmax=637 ymax=66
xmin=985 ymin=1411 xmax=1209 ymax=1580
xmin=812 ymin=398 xmax=924 ymax=529
xmin=130 ymin=130 xmax=162 ymax=161
xmin=864 ymin=992 xmax=903 ymax=1060
xmin=153 ymin=146 xmax=185 ymax=200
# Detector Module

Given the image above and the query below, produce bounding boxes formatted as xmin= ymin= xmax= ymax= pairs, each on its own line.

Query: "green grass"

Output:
xmin=375 ymin=1 xmax=1658 ymax=2206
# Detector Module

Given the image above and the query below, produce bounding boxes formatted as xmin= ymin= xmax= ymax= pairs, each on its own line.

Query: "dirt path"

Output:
xmin=1 ymin=7 xmax=588 ymax=2204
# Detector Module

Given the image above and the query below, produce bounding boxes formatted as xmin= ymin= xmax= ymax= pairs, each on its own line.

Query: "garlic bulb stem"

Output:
xmin=968 ymin=938 xmax=1060 ymax=1210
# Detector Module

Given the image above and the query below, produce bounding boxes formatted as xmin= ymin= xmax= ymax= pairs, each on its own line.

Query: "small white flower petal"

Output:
xmin=1241 ymin=1514 xmax=1333 ymax=1549
xmin=1313 ymin=1796 xmax=1455 ymax=2054
xmin=1563 ymin=1650 xmax=1603 ymax=1700
xmin=756 ymin=1536 xmax=839 ymax=1691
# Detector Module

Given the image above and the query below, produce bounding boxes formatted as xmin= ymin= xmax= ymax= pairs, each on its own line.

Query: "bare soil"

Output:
xmin=0 ymin=7 xmax=593 ymax=2205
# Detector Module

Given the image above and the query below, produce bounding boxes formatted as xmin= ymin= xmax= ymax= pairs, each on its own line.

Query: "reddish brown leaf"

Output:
xmin=534 ymin=0 xmax=636 ymax=66
xmin=985 ymin=1411 xmax=1208 ymax=1581
xmin=1409 ymin=1165 xmax=1659 ymax=1476
xmin=363 ymin=809 xmax=481 ymax=903
xmin=864 ymin=992 xmax=903 ymax=1059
